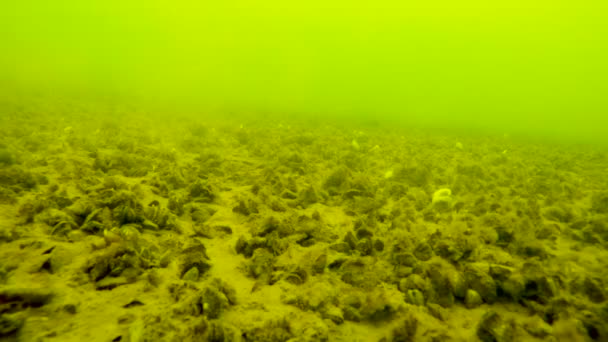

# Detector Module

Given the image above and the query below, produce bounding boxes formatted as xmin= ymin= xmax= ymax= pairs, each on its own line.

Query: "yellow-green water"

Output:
xmin=2 ymin=1 xmax=608 ymax=143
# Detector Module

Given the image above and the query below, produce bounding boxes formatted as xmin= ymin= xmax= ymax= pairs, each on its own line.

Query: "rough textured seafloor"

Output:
xmin=1 ymin=104 xmax=607 ymax=342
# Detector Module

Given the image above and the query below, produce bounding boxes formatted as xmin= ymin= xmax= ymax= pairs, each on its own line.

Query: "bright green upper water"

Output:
xmin=1 ymin=1 xmax=607 ymax=144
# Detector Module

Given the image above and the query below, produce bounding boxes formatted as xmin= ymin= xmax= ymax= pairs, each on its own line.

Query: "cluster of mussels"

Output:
xmin=229 ymin=131 xmax=608 ymax=341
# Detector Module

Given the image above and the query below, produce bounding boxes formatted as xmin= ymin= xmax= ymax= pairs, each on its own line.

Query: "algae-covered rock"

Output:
xmin=464 ymin=263 xmax=497 ymax=304
xmin=405 ymin=289 xmax=425 ymax=306
xmin=343 ymin=305 xmax=362 ymax=322
xmin=432 ymin=236 xmax=468 ymax=262
xmin=210 ymin=278 xmax=237 ymax=305
xmin=96 ymin=276 xmax=131 ymax=290
xmin=0 ymin=314 xmax=23 ymax=337
xmin=427 ymin=262 xmax=455 ymax=308
xmin=189 ymin=179 xmax=216 ymax=203
xmin=446 ymin=268 xmax=467 ymax=299
xmin=298 ymin=184 xmax=320 ymax=207
xmin=199 ymin=286 xmax=229 ymax=319
xmin=359 ymin=287 xmax=404 ymax=321
xmin=591 ymin=191 xmax=608 ymax=214
xmin=427 ymin=303 xmax=447 ymax=322
xmin=356 ymin=238 xmax=373 ymax=256
xmin=542 ymin=205 xmax=574 ymax=223
xmin=517 ymin=240 xmax=548 ymax=259
xmin=0 ymin=167 xmax=37 ymax=192
xmin=206 ymin=320 xmax=237 ymax=341
xmin=523 ymin=315 xmax=552 ymax=338
xmin=248 ymin=248 xmax=275 ymax=279
xmin=0 ymin=149 xmax=14 ymax=165
xmin=465 ymin=289 xmax=483 ymax=309
xmin=344 ymin=231 xmax=357 ymax=251
xmin=235 ymin=236 xmax=267 ymax=258
xmin=0 ymin=287 xmax=54 ymax=311
xmin=392 ymin=252 xmax=418 ymax=267
xmin=521 ymin=274 xmax=559 ymax=305
xmin=388 ymin=314 xmax=418 ymax=342
xmin=339 ymin=257 xmax=392 ymax=289
xmin=413 ymin=241 xmax=433 ymax=261
xmin=0 ymin=187 xmax=18 ymax=205
xmin=500 ymin=273 xmax=526 ymax=301
xmin=476 ymin=311 xmax=515 ymax=342
xmin=179 ymin=241 xmax=211 ymax=279
xmin=324 ymin=166 xmax=351 ymax=194
xmin=322 ymin=305 xmax=344 ymax=325
xmin=232 ymin=197 xmax=257 ymax=216
xmin=241 ymin=319 xmax=293 ymax=342
xmin=182 ymin=267 xmax=200 ymax=282
xmin=571 ymin=276 xmax=607 ymax=303
xmin=393 ymin=164 xmax=431 ymax=188
xmin=399 ymin=274 xmax=429 ymax=298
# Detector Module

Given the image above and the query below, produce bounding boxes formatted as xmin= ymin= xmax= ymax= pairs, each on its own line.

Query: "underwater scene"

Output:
xmin=1 ymin=1 xmax=608 ymax=341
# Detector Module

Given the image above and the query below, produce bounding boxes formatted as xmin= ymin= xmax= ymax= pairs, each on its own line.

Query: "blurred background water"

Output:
xmin=1 ymin=0 xmax=607 ymax=144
